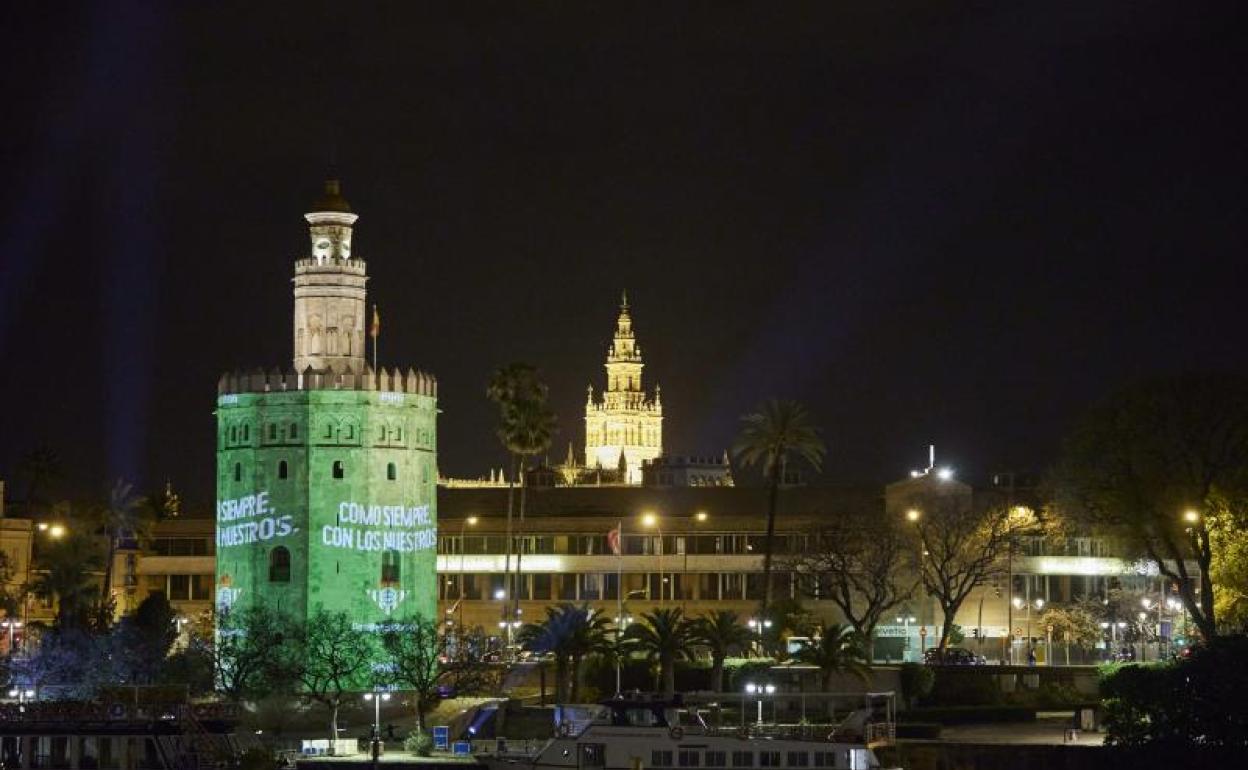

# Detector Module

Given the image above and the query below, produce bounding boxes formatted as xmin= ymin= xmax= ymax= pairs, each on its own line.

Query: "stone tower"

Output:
xmin=216 ymin=181 xmax=438 ymax=649
xmin=293 ymin=180 xmax=367 ymax=373
xmin=585 ymin=292 xmax=663 ymax=483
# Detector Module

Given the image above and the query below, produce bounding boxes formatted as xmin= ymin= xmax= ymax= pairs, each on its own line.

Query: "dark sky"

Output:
xmin=2 ymin=2 xmax=1245 ymax=507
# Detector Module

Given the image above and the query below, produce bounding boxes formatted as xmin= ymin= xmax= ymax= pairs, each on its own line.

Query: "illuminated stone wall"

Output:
xmin=215 ymin=386 xmax=437 ymax=627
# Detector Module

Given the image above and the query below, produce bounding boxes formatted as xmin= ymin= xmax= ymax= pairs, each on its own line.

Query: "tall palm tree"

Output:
xmin=95 ymin=479 xmax=153 ymax=604
xmin=518 ymin=603 xmax=609 ymax=702
xmin=29 ymin=530 xmax=106 ymax=628
xmin=487 ymin=364 xmax=558 ymax=625
xmin=733 ymin=400 xmax=825 ymax=620
xmin=626 ymin=607 xmax=697 ymax=697
xmin=691 ymin=610 xmax=753 ymax=692
xmin=793 ymin=623 xmax=871 ymax=692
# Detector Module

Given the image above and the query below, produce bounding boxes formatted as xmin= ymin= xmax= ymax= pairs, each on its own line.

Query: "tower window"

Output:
xmin=233 ymin=463 xmax=241 ymax=482
xmin=278 ymin=460 xmax=288 ymax=480
xmin=290 ymin=423 xmax=298 ymax=439
xmin=381 ymin=550 xmax=400 ymax=584
xmin=269 ymin=547 xmax=291 ymax=583
xmin=242 ymin=424 xmax=249 ymax=441
xmin=229 ymin=426 xmax=237 ymax=443
xmin=387 ymin=462 xmax=397 ymax=481
xmin=268 ymin=424 xmax=277 ymax=440
xmin=332 ymin=460 xmax=344 ymax=479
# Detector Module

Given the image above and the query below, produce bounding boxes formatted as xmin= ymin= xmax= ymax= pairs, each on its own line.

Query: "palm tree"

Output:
xmin=95 ymin=479 xmax=153 ymax=604
xmin=487 ymin=364 xmax=558 ymax=625
xmin=733 ymin=400 xmax=825 ymax=620
xmin=793 ymin=623 xmax=871 ymax=692
xmin=29 ymin=530 xmax=106 ymax=628
xmin=626 ymin=607 xmax=697 ymax=697
xmin=518 ymin=603 xmax=609 ymax=702
xmin=691 ymin=611 xmax=752 ymax=692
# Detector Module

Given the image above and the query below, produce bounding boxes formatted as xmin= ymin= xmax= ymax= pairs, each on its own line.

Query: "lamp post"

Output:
xmin=7 ymin=687 xmax=36 ymax=714
xmin=362 ymin=690 xmax=391 ymax=762
xmin=1 ymin=620 xmax=21 ymax=656
xmin=747 ymin=618 xmax=772 ymax=658
xmin=895 ymin=614 xmax=916 ymax=662
xmin=744 ymin=682 xmax=775 ymax=726
xmin=642 ymin=512 xmax=664 ymax=605
xmin=458 ymin=516 xmax=479 ymax=634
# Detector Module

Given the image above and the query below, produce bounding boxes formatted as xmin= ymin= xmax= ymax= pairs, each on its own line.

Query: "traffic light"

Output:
xmin=972 ymin=627 xmax=980 ymax=639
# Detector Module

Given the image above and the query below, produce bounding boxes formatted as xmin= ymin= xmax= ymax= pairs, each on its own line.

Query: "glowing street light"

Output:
xmin=743 ymin=682 xmax=776 ymax=725
xmin=906 ymin=509 xmax=921 ymax=522
xmin=1183 ymin=509 xmax=1200 ymax=524
xmin=695 ymin=511 xmax=709 ymax=522
xmin=936 ymin=468 xmax=954 ymax=480
xmin=362 ymin=690 xmax=391 ymax=760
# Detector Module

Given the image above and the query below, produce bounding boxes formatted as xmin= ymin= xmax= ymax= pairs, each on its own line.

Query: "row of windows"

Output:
xmin=224 ymin=421 xmax=428 ymax=448
xmin=149 ymin=537 xmax=214 ymax=556
xmin=147 ymin=573 xmax=213 ymax=601
xmin=650 ymin=750 xmax=865 ymax=769
xmin=231 ymin=460 xmax=405 ymax=482
xmin=438 ymin=533 xmax=798 ymax=556
xmin=440 ymin=572 xmax=798 ymax=602
xmin=265 ymin=546 xmax=401 ymax=584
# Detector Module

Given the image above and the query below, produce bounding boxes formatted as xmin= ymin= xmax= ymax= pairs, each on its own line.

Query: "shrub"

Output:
xmin=724 ymin=658 xmax=777 ymax=690
xmin=404 ymin=730 xmax=434 ymax=756
xmin=926 ymin=669 xmax=1001 ymax=706
xmin=236 ymin=748 xmax=276 ymax=770
xmin=898 ymin=663 xmax=934 ymax=709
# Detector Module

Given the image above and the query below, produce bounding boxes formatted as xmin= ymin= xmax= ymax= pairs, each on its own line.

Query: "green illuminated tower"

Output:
xmin=215 ymin=181 xmax=438 ymax=632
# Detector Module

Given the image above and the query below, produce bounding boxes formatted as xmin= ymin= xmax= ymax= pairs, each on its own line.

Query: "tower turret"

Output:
xmin=585 ymin=291 xmax=663 ymax=483
xmin=293 ymin=180 xmax=368 ymax=373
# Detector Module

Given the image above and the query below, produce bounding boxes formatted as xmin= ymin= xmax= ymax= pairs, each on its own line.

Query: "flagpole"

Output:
xmin=616 ymin=519 xmax=623 ymax=696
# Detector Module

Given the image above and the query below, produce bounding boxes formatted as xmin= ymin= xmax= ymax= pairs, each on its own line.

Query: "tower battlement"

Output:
xmin=293 ymin=256 xmax=368 ymax=273
xmin=217 ymin=366 xmax=437 ymax=397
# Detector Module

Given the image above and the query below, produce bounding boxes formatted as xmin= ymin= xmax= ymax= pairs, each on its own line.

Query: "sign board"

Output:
xmin=432 ymin=726 xmax=450 ymax=750
xmin=453 ymin=742 xmax=472 ymax=756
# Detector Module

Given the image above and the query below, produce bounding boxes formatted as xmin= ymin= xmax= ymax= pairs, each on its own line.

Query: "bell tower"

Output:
xmin=585 ymin=291 xmax=663 ymax=483
xmin=292 ymin=180 xmax=368 ymax=373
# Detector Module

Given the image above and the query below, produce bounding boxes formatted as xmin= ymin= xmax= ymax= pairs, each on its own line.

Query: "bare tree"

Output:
xmin=293 ymin=610 xmax=378 ymax=743
xmin=788 ymin=509 xmax=918 ymax=643
xmin=382 ymin=617 xmax=491 ymax=730
xmin=905 ymin=495 xmax=1013 ymax=652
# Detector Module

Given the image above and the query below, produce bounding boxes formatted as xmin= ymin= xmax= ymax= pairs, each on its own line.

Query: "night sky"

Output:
xmin=2 ymin=2 xmax=1245 ymax=507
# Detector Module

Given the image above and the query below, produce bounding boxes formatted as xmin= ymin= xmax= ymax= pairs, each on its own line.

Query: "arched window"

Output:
xmin=268 ymin=424 xmax=277 ymax=440
xmin=290 ymin=423 xmax=298 ymax=440
xmin=233 ymin=463 xmax=241 ymax=482
xmin=229 ymin=426 xmax=237 ymax=443
xmin=278 ymin=460 xmax=288 ymax=480
xmin=381 ymin=550 xmax=400 ymax=584
xmin=269 ymin=547 xmax=291 ymax=582
xmin=387 ymin=462 xmax=397 ymax=481
xmin=242 ymin=424 xmax=249 ymax=441
xmin=332 ymin=460 xmax=344 ymax=479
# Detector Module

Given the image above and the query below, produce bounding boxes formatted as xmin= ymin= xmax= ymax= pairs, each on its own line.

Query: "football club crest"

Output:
xmin=369 ymin=586 xmax=408 ymax=616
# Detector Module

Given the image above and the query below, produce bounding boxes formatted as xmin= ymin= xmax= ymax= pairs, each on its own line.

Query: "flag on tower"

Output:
xmin=371 ymin=304 xmax=380 ymax=338
xmin=607 ymin=524 xmax=621 ymax=556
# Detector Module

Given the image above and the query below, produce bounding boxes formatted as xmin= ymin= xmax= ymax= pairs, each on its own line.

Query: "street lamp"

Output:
xmin=458 ymin=516 xmax=479 ymax=633
xmin=743 ymin=682 xmax=776 ymax=726
xmin=1 ymin=620 xmax=22 ymax=655
xmin=905 ymin=509 xmax=921 ymax=523
xmin=747 ymin=618 xmax=772 ymax=657
xmin=363 ymin=690 xmax=392 ymax=760
xmin=9 ymin=688 xmax=36 ymax=714
xmin=895 ymin=614 xmax=917 ymax=661
xmin=641 ymin=512 xmax=664 ymax=605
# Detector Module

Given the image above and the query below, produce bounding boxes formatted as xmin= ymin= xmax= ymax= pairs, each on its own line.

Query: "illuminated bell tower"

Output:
xmin=293 ymin=180 xmax=367 ymax=373
xmin=585 ymin=291 xmax=663 ymax=483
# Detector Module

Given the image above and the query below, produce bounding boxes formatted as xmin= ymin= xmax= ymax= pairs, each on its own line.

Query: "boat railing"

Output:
xmin=471 ymin=738 xmax=545 ymax=758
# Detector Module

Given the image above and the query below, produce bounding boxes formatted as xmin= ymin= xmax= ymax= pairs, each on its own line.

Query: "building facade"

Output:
xmin=584 ymin=294 xmax=663 ymax=484
xmin=214 ymin=181 xmax=439 ymax=632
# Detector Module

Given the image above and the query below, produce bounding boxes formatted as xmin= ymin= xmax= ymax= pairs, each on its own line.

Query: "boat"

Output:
xmin=0 ymin=698 xmax=249 ymax=770
xmin=476 ymin=692 xmax=900 ymax=770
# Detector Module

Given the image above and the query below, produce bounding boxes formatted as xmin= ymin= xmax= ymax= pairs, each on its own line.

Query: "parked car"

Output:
xmin=923 ymin=647 xmax=982 ymax=665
